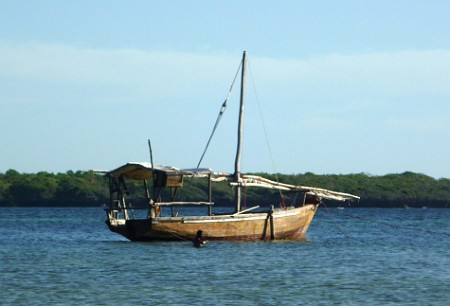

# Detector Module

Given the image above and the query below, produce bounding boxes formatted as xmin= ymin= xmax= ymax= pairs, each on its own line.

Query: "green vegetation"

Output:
xmin=0 ymin=170 xmax=109 ymax=207
xmin=0 ymin=170 xmax=449 ymax=208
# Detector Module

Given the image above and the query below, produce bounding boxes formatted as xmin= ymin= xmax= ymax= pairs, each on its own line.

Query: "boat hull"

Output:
xmin=106 ymin=204 xmax=318 ymax=242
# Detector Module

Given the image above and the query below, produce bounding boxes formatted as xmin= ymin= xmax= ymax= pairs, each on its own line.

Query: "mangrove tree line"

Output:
xmin=1 ymin=169 xmax=449 ymax=208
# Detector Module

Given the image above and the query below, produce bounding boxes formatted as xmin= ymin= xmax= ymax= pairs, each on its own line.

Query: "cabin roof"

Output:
xmin=107 ymin=162 xmax=227 ymax=180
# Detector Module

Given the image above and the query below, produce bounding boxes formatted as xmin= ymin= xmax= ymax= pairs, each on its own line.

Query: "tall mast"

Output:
xmin=234 ymin=51 xmax=246 ymax=212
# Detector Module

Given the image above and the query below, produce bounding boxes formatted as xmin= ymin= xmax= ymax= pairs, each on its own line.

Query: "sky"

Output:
xmin=1 ymin=1 xmax=450 ymax=178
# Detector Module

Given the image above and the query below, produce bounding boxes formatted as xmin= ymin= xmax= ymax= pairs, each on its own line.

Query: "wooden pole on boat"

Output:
xmin=269 ymin=205 xmax=275 ymax=240
xmin=143 ymin=179 xmax=150 ymax=200
xmin=234 ymin=51 xmax=246 ymax=213
xmin=208 ymin=173 xmax=212 ymax=216
xmin=148 ymin=139 xmax=154 ymax=168
xmin=148 ymin=139 xmax=155 ymax=198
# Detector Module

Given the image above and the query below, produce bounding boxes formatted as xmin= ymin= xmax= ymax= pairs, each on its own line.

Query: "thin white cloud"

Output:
xmin=2 ymin=41 xmax=450 ymax=176
xmin=385 ymin=115 xmax=450 ymax=132
xmin=0 ymin=41 xmax=239 ymax=103
xmin=246 ymin=50 xmax=450 ymax=136
xmin=2 ymin=41 xmax=450 ymax=100
xmin=252 ymin=50 xmax=450 ymax=101
xmin=1 ymin=41 xmax=450 ymax=135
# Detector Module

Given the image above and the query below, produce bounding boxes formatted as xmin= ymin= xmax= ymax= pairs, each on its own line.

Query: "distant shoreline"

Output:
xmin=1 ymin=200 xmax=449 ymax=208
xmin=1 ymin=170 xmax=449 ymax=208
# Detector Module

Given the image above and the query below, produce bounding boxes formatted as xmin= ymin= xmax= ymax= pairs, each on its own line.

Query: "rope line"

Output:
xmin=248 ymin=58 xmax=285 ymax=208
xmin=322 ymin=203 xmax=351 ymax=238
xmin=247 ymin=59 xmax=279 ymax=180
xmin=196 ymin=61 xmax=242 ymax=169
xmin=167 ymin=230 xmax=192 ymax=242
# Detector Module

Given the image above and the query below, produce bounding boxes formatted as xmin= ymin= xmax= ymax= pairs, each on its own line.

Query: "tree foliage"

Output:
xmin=0 ymin=170 xmax=108 ymax=207
xmin=0 ymin=170 xmax=449 ymax=207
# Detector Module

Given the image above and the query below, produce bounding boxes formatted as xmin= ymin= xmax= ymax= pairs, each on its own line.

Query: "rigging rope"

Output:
xmin=167 ymin=230 xmax=192 ymax=242
xmin=196 ymin=61 xmax=242 ymax=169
xmin=321 ymin=203 xmax=353 ymax=238
xmin=248 ymin=59 xmax=286 ymax=208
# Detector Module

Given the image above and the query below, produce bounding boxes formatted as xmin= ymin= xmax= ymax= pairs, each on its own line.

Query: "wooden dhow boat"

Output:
xmin=104 ymin=51 xmax=359 ymax=242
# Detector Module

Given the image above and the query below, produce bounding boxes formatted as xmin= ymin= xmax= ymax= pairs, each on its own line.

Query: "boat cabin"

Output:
xmin=105 ymin=162 xmax=359 ymax=223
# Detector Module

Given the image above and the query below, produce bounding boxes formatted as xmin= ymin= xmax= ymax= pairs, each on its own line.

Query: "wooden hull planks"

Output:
xmin=106 ymin=205 xmax=318 ymax=242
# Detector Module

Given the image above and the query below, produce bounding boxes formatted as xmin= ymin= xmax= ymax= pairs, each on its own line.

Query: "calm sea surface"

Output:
xmin=0 ymin=207 xmax=449 ymax=305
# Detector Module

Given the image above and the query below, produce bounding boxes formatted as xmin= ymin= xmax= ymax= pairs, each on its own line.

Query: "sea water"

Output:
xmin=0 ymin=207 xmax=448 ymax=305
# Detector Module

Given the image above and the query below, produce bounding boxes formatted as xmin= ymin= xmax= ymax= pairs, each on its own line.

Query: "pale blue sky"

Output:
xmin=1 ymin=1 xmax=450 ymax=178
